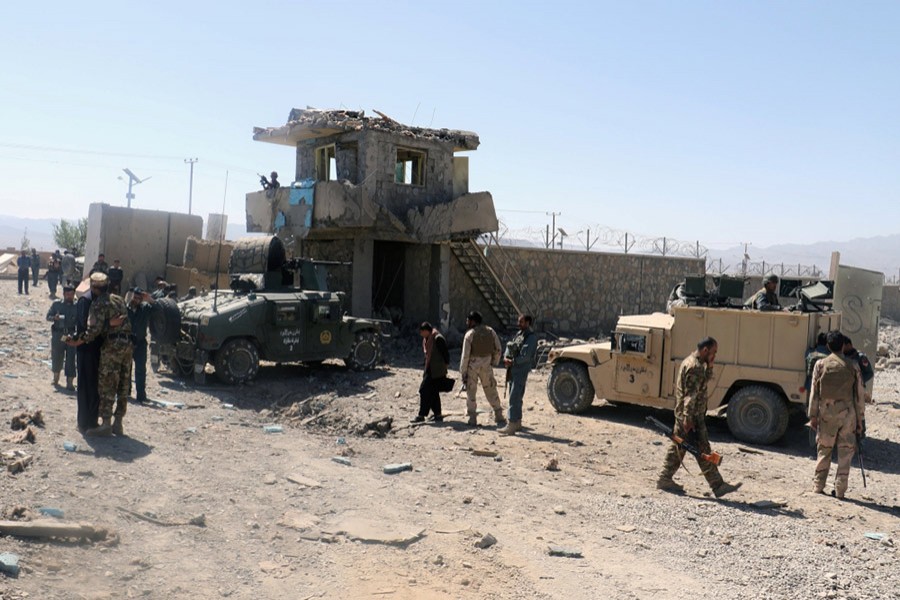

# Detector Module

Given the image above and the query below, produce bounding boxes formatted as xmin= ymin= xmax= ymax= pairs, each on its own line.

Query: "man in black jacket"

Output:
xmin=411 ymin=322 xmax=449 ymax=423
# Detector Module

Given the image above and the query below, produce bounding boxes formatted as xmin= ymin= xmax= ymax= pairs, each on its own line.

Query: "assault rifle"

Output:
xmin=857 ymin=430 xmax=867 ymax=488
xmin=646 ymin=416 xmax=723 ymax=466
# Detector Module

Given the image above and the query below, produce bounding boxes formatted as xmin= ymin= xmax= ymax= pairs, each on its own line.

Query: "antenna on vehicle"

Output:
xmin=213 ymin=170 xmax=228 ymax=313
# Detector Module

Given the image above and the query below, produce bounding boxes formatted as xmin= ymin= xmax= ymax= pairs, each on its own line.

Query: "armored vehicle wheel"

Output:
xmin=214 ymin=339 xmax=260 ymax=385
xmin=547 ymin=361 xmax=594 ymax=413
xmin=345 ymin=330 xmax=380 ymax=371
xmin=726 ymin=385 xmax=789 ymax=445
xmin=149 ymin=298 xmax=181 ymax=345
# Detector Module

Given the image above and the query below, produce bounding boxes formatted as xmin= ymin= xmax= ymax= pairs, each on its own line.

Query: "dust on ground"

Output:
xmin=0 ymin=278 xmax=898 ymax=600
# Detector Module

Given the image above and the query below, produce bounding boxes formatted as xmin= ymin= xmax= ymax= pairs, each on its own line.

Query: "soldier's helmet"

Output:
xmin=764 ymin=274 xmax=779 ymax=284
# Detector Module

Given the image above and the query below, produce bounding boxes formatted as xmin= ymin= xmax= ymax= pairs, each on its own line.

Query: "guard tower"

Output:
xmin=246 ymin=108 xmax=499 ymax=327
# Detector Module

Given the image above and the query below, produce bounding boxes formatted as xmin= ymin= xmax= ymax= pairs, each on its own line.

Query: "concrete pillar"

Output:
xmin=430 ymin=243 xmax=451 ymax=330
xmin=352 ymin=237 xmax=374 ymax=318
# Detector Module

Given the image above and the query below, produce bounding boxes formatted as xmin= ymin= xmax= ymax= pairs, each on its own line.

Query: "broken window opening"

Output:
xmin=395 ymin=148 xmax=426 ymax=186
xmin=315 ymin=145 xmax=337 ymax=182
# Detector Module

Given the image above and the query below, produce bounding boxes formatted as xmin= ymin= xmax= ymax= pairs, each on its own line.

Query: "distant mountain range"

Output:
xmin=2 ymin=214 xmax=897 ymax=280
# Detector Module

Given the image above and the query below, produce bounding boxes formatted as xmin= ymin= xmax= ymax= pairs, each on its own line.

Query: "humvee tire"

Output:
xmin=149 ymin=298 xmax=181 ymax=345
xmin=547 ymin=361 xmax=595 ymax=413
xmin=214 ymin=338 xmax=260 ymax=385
xmin=345 ymin=330 xmax=380 ymax=371
xmin=726 ymin=385 xmax=789 ymax=445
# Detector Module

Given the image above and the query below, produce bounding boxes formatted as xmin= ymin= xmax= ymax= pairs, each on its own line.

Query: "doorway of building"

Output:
xmin=372 ymin=241 xmax=405 ymax=322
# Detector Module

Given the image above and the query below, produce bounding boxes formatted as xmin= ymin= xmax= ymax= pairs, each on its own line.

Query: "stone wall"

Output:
xmin=451 ymin=246 xmax=705 ymax=336
xmin=299 ymin=239 xmax=355 ymax=310
xmin=882 ymin=286 xmax=900 ymax=321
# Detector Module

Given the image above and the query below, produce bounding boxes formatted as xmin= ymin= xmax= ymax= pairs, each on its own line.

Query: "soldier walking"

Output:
xmin=67 ymin=272 xmax=134 ymax=437
xmin=47 ymin=251 xmax=62 ymax=299
xmin=808 ymin=331 xmax=866 ymax=499
xmin=657 ymin=337 xmax=741 ymax=498
xmin=46 ymin=285 xmax=78 ymax=389
xmin=61 ymin=249 xmax=76 ymax=286
xmin=460 ymin=311 xmax=506 ymax=428
xmin=498 ymin=314 xmax=538 ymax=436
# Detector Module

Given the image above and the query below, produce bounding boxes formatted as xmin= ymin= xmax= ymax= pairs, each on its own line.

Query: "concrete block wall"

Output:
xmin=299 ymin=239 xmax=355 ymax=310
xmin=85 ymin=204 xmax=202 ymax=290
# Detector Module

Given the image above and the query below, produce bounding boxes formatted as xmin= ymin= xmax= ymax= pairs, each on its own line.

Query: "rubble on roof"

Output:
xmin=252 ymin=108 xmax=480 ymax=151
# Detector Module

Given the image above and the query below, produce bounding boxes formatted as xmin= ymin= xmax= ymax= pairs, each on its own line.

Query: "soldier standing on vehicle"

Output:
xmin=460 ymin=311 xmax=506 ymax=428
xmin=47 ymin=284 xmax=77 ymax=389
xmin=809 ymin=331 xmax=866 ymax=499
xmin=67 ymin=272 xmax=133 ymax=437
xmin=498 ymin=314 xmax=538 ymax=436
xmin=744 ymin=274 xmax=783 ymax=311
xmin=657 ymin=337 xmax=742 ymax=497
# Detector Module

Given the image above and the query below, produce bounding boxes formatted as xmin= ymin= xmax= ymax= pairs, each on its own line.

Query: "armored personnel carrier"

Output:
xmin=149 ymin=236 xmax=383 ymax=385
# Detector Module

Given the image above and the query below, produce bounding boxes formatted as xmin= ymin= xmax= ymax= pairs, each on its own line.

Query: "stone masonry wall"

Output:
xmin=451 ymin=245 xmax=704 ymax=336
xmin=882 ymin=286 xmax=900 ymax=321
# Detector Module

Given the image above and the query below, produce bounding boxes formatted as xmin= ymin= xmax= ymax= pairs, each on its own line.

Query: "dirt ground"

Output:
xmin=0 ymin=278 xmax=898 ymax=600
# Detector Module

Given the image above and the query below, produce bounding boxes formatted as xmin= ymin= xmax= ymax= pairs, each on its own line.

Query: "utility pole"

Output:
xmin=122 ymin=168 xmax=149 ymax=208
xmin=184 ymin=158 xmax=198 ymax=215
xmin=546 ymin=212 xmax=561 ymax=249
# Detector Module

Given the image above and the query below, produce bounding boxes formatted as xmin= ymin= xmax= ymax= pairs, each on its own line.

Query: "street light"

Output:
xmin=121 ymin=168 xmax=151 ymax=208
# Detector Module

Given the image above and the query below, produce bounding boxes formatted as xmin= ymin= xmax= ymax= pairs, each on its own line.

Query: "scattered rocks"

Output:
xmin=548 ymin=546 xmax=582 ymax=558
xmin=475 ymin=533 xmax=497 ymax=549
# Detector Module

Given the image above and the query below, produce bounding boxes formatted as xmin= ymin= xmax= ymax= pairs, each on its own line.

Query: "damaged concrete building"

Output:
xmin=246 ymin=108 xmax=499 ymax=328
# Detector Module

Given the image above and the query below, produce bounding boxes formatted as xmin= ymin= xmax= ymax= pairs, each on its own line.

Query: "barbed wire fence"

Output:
xmin=486 ymin=219 xmax=824 ymax=277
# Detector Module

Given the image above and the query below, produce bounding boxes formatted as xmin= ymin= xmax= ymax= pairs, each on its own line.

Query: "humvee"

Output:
xmin=149 ymin=236 xmax=384 ymax=385
xmin=546 ymin=268 xmax=882 ymax=445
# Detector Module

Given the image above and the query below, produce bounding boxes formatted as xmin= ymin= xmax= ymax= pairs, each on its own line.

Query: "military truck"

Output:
xmin=149 ymin=236 xmax=384 ymax=385
xmin=546 ymin=268 xmax=882 ymax=445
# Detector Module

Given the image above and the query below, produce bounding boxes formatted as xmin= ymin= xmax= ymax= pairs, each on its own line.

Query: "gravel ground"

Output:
xmin=0 ymin=278 xmax=897 ymax=600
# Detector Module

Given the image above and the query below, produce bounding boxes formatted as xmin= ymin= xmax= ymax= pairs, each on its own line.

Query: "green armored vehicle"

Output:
xmin=149 ymin=236 xmax=383 ymax=385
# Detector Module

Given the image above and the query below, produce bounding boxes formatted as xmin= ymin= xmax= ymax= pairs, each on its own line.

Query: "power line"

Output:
xmin=0 ymin=141 xmax=184 ymax=161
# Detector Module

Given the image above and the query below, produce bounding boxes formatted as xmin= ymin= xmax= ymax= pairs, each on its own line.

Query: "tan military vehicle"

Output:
xmin=546 ymin=267 xmax=882 ymax=445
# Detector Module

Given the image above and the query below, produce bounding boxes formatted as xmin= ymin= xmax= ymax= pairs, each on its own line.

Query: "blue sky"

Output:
xmin=1 ymin=1 xmax=898 ymax=248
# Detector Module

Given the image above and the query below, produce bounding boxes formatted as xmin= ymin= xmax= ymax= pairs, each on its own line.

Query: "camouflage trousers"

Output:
xmin=463 ymin=356 xmax=502 ymax=416
xmin=99 ymin=340 xmax=134 ymax=420
xmin=659 ymin=420 xmax=724 ymax=490
xmin=814 ymin=401 xmax=857 ymax=496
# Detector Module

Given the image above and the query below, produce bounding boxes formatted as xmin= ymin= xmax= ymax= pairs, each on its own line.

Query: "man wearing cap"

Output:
xmin=46 ymin=284 xmax=78 ymax=390
xmin=127 ymin=288 xmax=156 ymax=404
xmin=67 ymin=272 xmax=133 ymax=436
xmin=72 ymin=273 xmax=104 ymax=432
xmin=744 ymin=274 xmax=783 ymax=311
xmin=459 ymin=311 xmax=506 ymax=428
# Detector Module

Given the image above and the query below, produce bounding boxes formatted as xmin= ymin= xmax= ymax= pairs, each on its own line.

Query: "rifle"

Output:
xmin=646 ymin=416 xmax=722 ymax=466
xmin=504 ymin=366 xmax=510 ymax=399
xmin=857 ymin=431 xmax=867 ymax=488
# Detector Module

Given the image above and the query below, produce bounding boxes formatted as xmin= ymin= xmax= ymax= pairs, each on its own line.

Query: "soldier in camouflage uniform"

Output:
xmin=657 ymin=337 xmax=741 ymax=498
xmin=67 ymin=272 xmax=134 ymax=437
xmin=808 ymin=331 xmax=866 ymax=499
xmin=743 ymin=274 xmax=783 ymax=311
xmin=460 ymin=311 xmax=505 ymax=428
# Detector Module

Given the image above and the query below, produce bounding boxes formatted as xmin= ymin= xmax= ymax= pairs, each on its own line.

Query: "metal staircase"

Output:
xmin=450 ymin=236 xmax=537 ymax=330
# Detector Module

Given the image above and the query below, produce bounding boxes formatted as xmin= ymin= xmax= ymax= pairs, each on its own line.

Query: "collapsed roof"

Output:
xmin=252 ymin=108 xmax=480 ymax=152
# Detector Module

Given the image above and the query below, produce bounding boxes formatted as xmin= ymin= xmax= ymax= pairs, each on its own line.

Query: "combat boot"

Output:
xmin=498 ymin=420 xmax=521 ymax=436
xmin=467 ymin=412 xmax=478 ymax=427
xmin=66 ymin=377 xmax=75 ymax=391
xmin=713 ymin=481 xmax=742 ymax=498
xmin=112 ymin=416 xmax=125 ymax=436
xmin=86 ymin=418 xmax=113 ymax=437
xmin=494 ymin=408 xmax=507 ymax=427
xmin=52 ymin=371 xmax=60 ymax=386
xmin=656 ymin=477 xmax=685 ymax=493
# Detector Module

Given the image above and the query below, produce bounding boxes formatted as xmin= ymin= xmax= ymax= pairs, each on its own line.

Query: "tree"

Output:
xmin=52 ymin=218 xmax=88 ymax=255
